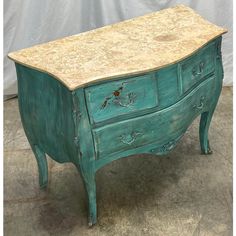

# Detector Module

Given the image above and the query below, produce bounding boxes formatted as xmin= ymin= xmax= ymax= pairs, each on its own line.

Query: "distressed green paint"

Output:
xmin=85 ymin=73 xmax=158 ymax=124
xmin=72 ymin=89 xmax=97 ymax=226
xmin=14 ymin=37 xmax=224 ymax=226
xmin=199 ymin=37 xmax=224 ymax=154
xmin=16 ymin=65 xmax=77 ymax=164
xmin=179 ymin=40 xmax=216 ymax=94
xmin=93 ymin=76 xmax=216 ymax=159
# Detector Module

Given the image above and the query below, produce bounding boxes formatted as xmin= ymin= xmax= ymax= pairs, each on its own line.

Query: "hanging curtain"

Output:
xmin=4 ymin=0 xmax=232 ymax=98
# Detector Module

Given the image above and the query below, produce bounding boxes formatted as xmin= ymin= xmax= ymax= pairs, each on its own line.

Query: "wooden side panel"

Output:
xmin=16 ymin=64 xmax=77 ymax=163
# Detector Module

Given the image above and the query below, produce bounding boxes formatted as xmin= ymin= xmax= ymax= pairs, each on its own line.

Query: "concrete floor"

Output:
xmin=4 ymin=87 xmax=232 ymax=236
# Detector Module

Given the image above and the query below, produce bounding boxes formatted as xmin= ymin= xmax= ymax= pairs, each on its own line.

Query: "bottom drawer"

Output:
xmin=93 ymin=76 xmax=216 ymax=159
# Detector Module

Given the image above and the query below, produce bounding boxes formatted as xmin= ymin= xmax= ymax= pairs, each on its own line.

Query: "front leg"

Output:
xmin=72 ymin=89 xmax=98 ymax=226
xmin=199 ymin=36 xmax=224 ymax=155
xmin=199 ymin=85 xmax=222 ymax=154
xmin=32 ymin=145 xmax=48 ymax=188
xmin=199 ymin=110 xmax=214 ymax=154
xmin=77 ymin=164 xmax=97 ymax=226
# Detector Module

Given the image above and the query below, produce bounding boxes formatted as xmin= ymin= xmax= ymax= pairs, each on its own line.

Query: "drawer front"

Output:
xmin=179 ymin=41 xmax=216 ymax=94
xmin=93 ymin=76 xmax=216 ymax=158
xmin=85 ymin=73 xmax=158 ymax=123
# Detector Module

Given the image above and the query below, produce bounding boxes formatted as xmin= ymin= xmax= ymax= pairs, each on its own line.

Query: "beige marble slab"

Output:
xmin=8 ymin=4 xmax=227 ymax=90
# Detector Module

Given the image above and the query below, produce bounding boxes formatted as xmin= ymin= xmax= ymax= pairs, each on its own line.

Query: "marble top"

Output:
xmin=8 ymin=5 xmax=227 ymax=90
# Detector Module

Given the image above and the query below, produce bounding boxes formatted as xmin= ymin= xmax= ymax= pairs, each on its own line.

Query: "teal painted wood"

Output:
xmin=32 ymin=145 xmax=48 ymax=188
xmin=72 ymin=89 xmax=97 ymax=226
xmin=14 ymin=36 xmax=224 ymax=226
xmin=85 ymin=73 xmax=158 ymax=124
xmin=199 ymin=37 xmax=224 ymax=154
xmin=93 ymin=75 xmax=216 ymax=159
xmin=16 ymin=64 xmax=78 ymax=190
xmin=85 ymin=40 xmax=217 ymax=129
xmin=178 ymin=40 xmax=216 ymax=94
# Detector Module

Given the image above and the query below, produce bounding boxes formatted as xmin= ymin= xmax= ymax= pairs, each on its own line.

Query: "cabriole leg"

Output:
xmin=77 ymin=165 xmax=97 ymax=226
xmin=199 ymin=111 xmax=214 ymax=154
xmin=32 ymin=145 xmax=48 ymax=188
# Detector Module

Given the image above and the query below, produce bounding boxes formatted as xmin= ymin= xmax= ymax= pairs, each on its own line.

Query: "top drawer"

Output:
xmin=85 ymin=73 xmax=158 ymax=124
xmin=179 ymin=41 xmax=216 ymax=94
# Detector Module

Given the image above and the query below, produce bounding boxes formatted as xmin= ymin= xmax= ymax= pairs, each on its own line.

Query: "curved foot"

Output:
xmin=87 ymin=189 xmax=97 ymax=227
xmin=201 ymin=140 xmax=213 ymax=155
xmin=77 ymin=165 xmax=97 ymax=226
xmin=32 ymin=145 xmax=48 ymax=188
xmin=88 ymin=217 xmax=97 ymax=227
xmin=199 ymin=111 xmax=214 ymax=155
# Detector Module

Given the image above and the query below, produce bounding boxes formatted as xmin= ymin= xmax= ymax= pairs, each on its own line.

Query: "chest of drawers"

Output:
xmin=8 ymin=5 xmax=227 ymax=226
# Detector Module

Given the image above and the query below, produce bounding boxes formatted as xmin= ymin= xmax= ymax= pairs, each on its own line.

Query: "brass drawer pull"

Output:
xmin=192 ymin=62 xmax=204 ymax=79
xmin=113 ymin=92 xmax=137 ymax=107
xmin=193 ymin=96 xmax=205 ymax=110
xmin=119 ymin=131 xmax=143 ymax=145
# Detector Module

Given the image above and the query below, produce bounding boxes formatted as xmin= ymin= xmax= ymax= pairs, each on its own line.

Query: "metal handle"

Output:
xmin=120 ymin=131 xmax=142 ymax=145
xmin=113 ymin=92 xmax=136 ymax=107
xmin=193 ymin=96 xmax=205 ymax=110
xmin=192 ymin=62 xmax=204 ymax=78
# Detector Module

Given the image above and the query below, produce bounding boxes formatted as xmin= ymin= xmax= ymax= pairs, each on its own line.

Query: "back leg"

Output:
xmin=32 ymin=145 xmax=48 ymax=188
